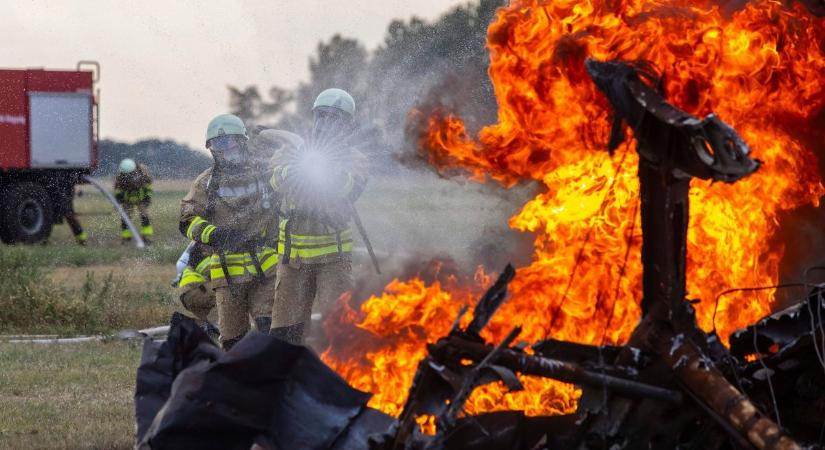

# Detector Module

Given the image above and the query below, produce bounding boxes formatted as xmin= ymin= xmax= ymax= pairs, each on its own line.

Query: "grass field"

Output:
xmin=0 ymin=172 xmax=526 ymax=449
xmin=0 ymin=180 xmax=187 ymax=449
xmin=0 ymin=341 xmax=141 ymax=449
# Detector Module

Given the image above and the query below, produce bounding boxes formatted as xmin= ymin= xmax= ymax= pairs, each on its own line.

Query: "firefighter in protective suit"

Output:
xmin=172 ymin=242 xmax=219 ymax=341
xmin=179 ymin=114 xmax=278 ymax=350
xmin=115 ymin=158 xmax=153 ymax=242
xmin=268 ymin=88 xmax=367 ymax=344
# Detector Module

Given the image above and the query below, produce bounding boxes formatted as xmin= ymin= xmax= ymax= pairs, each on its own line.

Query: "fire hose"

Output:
xmin=350 ymin=202 xmax=381 ymax=274
xmin=82 ymin=175 xmax=145 ymax=248
xmin=2 ymin=325 xmax=169 ymax=344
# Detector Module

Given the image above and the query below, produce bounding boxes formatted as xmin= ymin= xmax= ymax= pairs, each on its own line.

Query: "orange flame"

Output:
xmin=323 ymin=0 xmax=825 ymax=419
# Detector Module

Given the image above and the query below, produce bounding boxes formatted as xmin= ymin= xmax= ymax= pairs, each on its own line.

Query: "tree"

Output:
xmin=225 ymin=0 xmax=505 ymax=171
xmin=228 ymin=85 xmax=293 ymax=126
xmin=95 ymin=139 xmax=211 ymax=178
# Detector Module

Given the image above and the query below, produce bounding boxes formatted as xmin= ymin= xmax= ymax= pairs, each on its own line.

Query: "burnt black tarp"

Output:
xmin=134 ymin=312 xmax=222 ymax=441
xmin=135 ymin=315 xmax=394 ymax=449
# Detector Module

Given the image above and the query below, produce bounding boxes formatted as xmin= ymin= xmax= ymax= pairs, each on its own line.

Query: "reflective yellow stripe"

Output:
xmin=179 ymin=267 xmax=207 ymax=288
xmin=200 ymin=224 xmax=217 ymax=244
xmin=270 ymin=166 xmax=288 ymax=190
xmin=121 ymin=187 xmax=150 ymax=204
xmin=186 ymin=217 xmax=208 ymax=240
xmin=279 ymin=231 xmax=353 ymax=246
xmin=277 ymin=219 xmax=352 ymax=245
xmin=211 ymin=248 xmax=277 ymax=263
xmin=140 ymin=225 xmax=154 ymax=236
xmin=276 ymin=216 xmax=353 ymax=261
xmin=277 ymin=240 xmax=353 ymax=259
xmin=194 ymin=257 xmax=210 ymax=275
xmin=121 ymin=228 xmax=133 ymax=239
xmin=208 ymin=248 xmax=277 ymax=280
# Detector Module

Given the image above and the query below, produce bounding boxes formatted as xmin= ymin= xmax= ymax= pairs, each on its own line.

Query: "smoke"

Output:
xmin=776 ymin=104 xmax=825 ymax=304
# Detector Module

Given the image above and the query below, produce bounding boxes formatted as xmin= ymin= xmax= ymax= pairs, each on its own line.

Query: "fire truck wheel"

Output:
xmin=0 ymin=182 xmax=54 ymax=244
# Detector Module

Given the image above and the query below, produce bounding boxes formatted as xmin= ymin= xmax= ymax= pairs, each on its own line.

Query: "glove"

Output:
xmin=208 ymin=227 xmax=243 ymax=249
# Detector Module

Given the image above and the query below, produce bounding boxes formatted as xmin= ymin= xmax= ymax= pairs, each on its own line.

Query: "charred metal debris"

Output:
xmin=134 ymin=60 xmax=825 ymax=449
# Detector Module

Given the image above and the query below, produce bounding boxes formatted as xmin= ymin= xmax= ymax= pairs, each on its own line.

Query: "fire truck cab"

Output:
xmin=0 ymin=62 xmax=99 ymax=244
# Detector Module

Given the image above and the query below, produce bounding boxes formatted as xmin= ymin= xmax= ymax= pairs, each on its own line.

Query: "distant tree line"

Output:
xmin=227 ymin=0 xmax=504 ymax=171
xmin=94 ymin=1 xmax=503 ymax=179
xmin=94 ymin=139 xmax=211 ymax=178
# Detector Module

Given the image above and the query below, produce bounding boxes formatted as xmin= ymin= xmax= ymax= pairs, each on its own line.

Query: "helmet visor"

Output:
xmin=208 ymin=135 xmax=243 ymax=153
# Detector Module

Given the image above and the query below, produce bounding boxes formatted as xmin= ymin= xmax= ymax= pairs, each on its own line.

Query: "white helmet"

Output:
xmin=313 ymin=88 xmax=355 ymax=117
xmin=205 ymin=114 xmax=247 ymax=145
xmin=119 ymin=158 xmax=137 ymax=173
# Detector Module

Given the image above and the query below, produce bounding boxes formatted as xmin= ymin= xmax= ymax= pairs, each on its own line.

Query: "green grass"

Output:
xmin=38 ymin=187 xmax=188 ymax=267
xmin=0 ymin=341 xmax=141 ymax=449
xmin=0 ymin=184 xmax=186 ymax=335
xmin=0 ymin=262 xmax=172 ymax=335
xmin=0 ymin=174 xmax=517 ymax=447
xmin=0 ymin=182 xmax=191 ymax=448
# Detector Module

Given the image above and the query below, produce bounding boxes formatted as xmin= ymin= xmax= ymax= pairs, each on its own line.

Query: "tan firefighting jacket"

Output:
xmin=268 ymin=141 xmax=367 ymax=266
xmin=179 ymin=162 xmax=278 ymax=287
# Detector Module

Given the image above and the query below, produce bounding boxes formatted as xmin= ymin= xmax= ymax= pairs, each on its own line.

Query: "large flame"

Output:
xmin=323 ymin=0 xmax=825 ymax=419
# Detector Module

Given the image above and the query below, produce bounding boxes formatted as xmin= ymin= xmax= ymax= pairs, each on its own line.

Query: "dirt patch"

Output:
xmin=48 ymin=261 xmax=174 ymax=290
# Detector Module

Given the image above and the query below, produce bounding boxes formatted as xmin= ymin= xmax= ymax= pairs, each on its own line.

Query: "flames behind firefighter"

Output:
xmin=179 ymin=114 xmax=278 ymax=350
xmin=115 ymin=158 xmax=153 ymax=243
xmin=268 ymin=88 xmax=367 ymax=344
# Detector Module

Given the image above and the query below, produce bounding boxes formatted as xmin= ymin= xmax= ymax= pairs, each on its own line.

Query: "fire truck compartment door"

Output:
xmin=29 ymin=92 xmax=92 ymax=169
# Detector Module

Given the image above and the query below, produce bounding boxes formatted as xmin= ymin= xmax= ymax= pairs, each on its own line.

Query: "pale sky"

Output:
xmin=3 ymin=0 xmax=470 ymax=149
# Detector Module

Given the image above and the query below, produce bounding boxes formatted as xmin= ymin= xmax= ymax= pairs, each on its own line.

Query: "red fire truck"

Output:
xmin=0 ymin=62 xmax=99 ymax=244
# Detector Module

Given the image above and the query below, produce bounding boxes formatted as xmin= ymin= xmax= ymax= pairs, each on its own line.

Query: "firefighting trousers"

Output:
xmin=214 ymin=274 xmax=276 ymax=344
xmin=271 ymin=260 xmax=353 ymax=344
xmin=121 ymin=203 xmax=153 ymax=237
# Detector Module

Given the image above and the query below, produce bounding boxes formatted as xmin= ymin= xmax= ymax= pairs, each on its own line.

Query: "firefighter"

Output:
xmin=179 ymin=114 xmax=279 ymax=350
xmin=52 ymin=175 xmax=87 ymax=245
xmin=172 ymin=242 xmax=219 ymax=340
xmin=268 ymin=88 xmax=367 ymax=344
xmin=115 ymin=158 xmax=153 ymax=243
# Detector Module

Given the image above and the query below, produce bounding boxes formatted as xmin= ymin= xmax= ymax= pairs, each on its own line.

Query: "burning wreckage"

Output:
xmin=134 ymin=60 xmax=825 ymax=449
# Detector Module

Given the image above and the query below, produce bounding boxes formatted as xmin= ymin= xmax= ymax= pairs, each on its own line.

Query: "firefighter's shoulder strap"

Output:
xmin=247 ymin=242 xmax=266 ymax=281
xmin=204 ymin=171 xmax=218 ymax=218
xmin=204 ymin=169 xmax=234 ymax=284
xmin=281 ymin=209 xmax=300 ymax=265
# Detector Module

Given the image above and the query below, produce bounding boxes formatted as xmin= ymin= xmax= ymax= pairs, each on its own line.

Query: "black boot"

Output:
xmin=269 ymin=323 xmax=305 ymax=345
xmin=254 ymin=316 xmax=271 ymax=332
